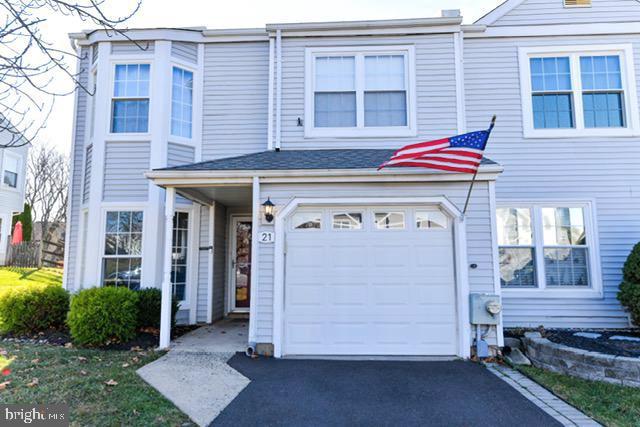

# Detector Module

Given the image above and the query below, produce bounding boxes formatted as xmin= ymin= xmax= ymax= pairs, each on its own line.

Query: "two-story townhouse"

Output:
xmin=0 ymin=123 xmax=29 ymax=266
xmin=64 ymin=0 xmax=640 ymax=359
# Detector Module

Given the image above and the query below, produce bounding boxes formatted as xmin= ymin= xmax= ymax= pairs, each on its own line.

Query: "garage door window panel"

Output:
xmin=374 ymin=212 xmax=405 ymax=230
xmin=332 ymin=212 xmax=363 ymax=230
xmin=416 ymin=210 xmax=448 ymax=230
xmin=291 ymin=212 xmax=322 ymax=230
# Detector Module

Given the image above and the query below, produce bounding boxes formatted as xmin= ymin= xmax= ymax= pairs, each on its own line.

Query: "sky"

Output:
xmin=36 ymin=0 xmax=503 ymax=154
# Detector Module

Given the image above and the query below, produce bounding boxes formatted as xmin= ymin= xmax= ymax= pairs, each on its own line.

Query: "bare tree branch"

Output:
xmin=0 ymin=0 xmax=142 ymax=148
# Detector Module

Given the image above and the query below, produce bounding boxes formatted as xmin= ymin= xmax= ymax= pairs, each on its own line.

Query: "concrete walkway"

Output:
xmin=137 ymin=320 xmax=249 ymax=426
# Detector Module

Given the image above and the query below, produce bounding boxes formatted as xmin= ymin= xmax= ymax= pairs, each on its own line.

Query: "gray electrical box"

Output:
xmin=469 ymin=294 xmax=502 ymax=325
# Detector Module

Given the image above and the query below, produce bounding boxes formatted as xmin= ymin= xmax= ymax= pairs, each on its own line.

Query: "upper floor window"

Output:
xmin=519 ymin=45 xmax=640 ymax=138
xmin=305 ymin=46 xmax=415 ymax=138
xmin=2 ymin=154 xmax=19 ymax=188
xmin=171 ymin=67 xmax=193 ymax=139
xmin=111 ymin=64 xmax=150 ymax=133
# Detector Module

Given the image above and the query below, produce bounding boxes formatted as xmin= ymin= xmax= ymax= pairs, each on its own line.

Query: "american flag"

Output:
xmin=378 ymin=124 xmax=494 ymax=174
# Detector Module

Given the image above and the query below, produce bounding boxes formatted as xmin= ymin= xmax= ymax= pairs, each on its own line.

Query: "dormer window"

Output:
xmin=564 ymin=0 xmax=591 ymax=7
xmin=305 ymin=45 xmax=416 ymax=138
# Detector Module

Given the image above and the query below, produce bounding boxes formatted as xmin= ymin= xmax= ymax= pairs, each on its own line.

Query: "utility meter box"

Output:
xmin=470 ymin=294 xmax=502 ymax=325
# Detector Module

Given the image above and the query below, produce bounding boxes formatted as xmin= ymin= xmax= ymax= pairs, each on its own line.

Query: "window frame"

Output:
xmin=2 ymin=152 xmax=21 ymax=191
xmin=108 ymin=60 xmax=152 ymax=137
xmin=497 ymin=200 xmax=603 ymax=299
xmin=304 ymin=45 xmax=417 ymax=138
xmin=519 ymin=44 xmax=640 ymax=138
xmin=170 ymin=64 xmax=195 ymax=141
xmin=100 ymin=208 xmax=145 ymax=290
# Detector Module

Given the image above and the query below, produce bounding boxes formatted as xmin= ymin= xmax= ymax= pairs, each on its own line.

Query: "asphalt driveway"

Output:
xmin=211 ymin=355 xmax=561 ymax=427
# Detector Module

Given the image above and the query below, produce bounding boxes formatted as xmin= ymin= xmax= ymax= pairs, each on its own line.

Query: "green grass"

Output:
xmin=0 ymin=342 xmax=191 ymax=426
xmin=0 ymin=268 xmax=63 ymax=293
xmin=518 ymin=365 xmax=640 ymax=427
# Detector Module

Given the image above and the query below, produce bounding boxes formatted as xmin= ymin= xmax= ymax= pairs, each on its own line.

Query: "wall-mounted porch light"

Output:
xmin=262 ymin=197 xmax=275 ymax=223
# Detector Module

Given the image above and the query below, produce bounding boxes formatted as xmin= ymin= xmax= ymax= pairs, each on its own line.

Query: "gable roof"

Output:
xmin=475 ymin=0 xmax=528 ymax=26
xmin=157 ymin=149 xmax=498 ymax=172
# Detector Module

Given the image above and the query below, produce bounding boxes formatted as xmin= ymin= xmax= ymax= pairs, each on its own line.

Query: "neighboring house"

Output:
xmin=64 ymin=0 xmax=640 ymax=358
xmin=0 ymin=124 xmax=29 ymax=266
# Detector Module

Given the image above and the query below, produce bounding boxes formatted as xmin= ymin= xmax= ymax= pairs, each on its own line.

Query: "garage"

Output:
xmin=283 ymin=205 xmax=458 ymax=356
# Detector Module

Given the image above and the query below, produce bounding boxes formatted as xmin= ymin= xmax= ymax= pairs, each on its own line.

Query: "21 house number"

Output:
xmin=259 ymin=231 xmax=274 ymax=244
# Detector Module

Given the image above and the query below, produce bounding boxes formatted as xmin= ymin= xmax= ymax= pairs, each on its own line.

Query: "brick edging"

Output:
xmin=522 ymin=333 xmax=640 ymax=388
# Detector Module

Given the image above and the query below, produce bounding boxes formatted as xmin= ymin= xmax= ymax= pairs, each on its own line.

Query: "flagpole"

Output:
xmin=462 ymin=115 xmax=496 ymax=216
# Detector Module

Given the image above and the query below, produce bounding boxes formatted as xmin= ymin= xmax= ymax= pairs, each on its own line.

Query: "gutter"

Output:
xmin=265 ymin=16 xmax=463 ymax=32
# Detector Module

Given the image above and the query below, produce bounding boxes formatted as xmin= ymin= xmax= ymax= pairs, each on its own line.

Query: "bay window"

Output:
xmin=111 ymin=64 xmax=150 ymax=133
xmin=171 ymin=67 xmax=193 ymax=138
xmin=497 ymin=202 xmax=600 ymax=296
xmin=519 ymin=45 xmax=640 ymax=137
xmin=306 ymin=45 xmax=415 ymax=137
xmin=103 ymin=211 xmax=143 ymax=289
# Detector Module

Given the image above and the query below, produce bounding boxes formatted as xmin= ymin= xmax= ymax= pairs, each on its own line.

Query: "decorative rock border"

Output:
xmin=522 ymin=332 xmax=640 ymax=388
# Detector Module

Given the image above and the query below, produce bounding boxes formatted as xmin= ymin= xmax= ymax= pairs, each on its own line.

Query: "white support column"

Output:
xmin=159 ymin=186 xmax=176 ymax=349
xmin=248 ymin=177 xmax=260 ymax=344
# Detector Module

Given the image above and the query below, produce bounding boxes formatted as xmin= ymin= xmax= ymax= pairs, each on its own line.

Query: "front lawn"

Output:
xmin=518 ymin=365 xmax=640 ymax=427
xmin=0 ymin=342 xmax=191 ymax=426
xmin=0 ymin=267 xmax=63 ymax=293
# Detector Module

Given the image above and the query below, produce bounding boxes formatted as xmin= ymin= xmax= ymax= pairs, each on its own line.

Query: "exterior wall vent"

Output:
xmin=564 ymin=0 xmax=591 ymax=7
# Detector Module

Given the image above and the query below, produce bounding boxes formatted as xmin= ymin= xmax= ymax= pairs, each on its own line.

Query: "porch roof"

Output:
xmin=157 ymin=149 xmax=499 ymax=172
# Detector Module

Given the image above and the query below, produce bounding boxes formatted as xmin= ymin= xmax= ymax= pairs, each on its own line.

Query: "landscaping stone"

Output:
xmin=504 ymin=348 xmax=531 ymax=366
xmin=521 ymin=334 xmax=640 ymax=388
xmin=504 ymin=337 xmax=522 ymax=350
xmin=524 ymin=331 xmax=542 ymax=339
xmin=573 ymin=332 xmax=601 ymax=339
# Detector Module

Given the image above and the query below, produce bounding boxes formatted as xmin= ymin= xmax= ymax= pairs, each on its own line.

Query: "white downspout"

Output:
xmin=453 ymin=29 xmax=466 ymax=134
xmin=275 ymin=29 xmax=282 ymax=151
xmin=267 ymin=37 xmax=275 ymax=151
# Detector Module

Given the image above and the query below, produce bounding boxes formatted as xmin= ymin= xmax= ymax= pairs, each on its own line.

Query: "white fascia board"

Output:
xmin=145 ymin=166 xmax=503 ymax=186
xmin=266 ymin=16 xmax=462 ymax=32
xmin=71 ymin=28 xmax=268 ymax=46
xmin=463 ymin=22 xmax=640 ymax=38
xmin=270 ymin=25 xmax=462 ymax=38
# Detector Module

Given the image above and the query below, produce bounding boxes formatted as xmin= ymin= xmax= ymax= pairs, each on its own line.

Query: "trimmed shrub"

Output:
xmin=67 ymin=287 xmax=139 ymax=346
xmin=618 ymin=243 xmax=640 ymax=326
xmin=136 ymin=288 xmax=180 ymax=329
xmin=0 ymin=285 xmax=69 ymax=334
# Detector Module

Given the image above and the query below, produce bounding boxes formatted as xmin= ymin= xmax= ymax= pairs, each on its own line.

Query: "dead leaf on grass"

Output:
xmin=130 ymin=346 xmax=142 ymax=352
xmin=64 ymin=343 xmax=73 ymax=349
xmin=121 ymin=363 xmax=130 ymax=368
xmin=131 ymin=357 xmax=139 ymax=363
xmin=77 ymin=356 xmax=87 ymax=362
xmin=79 ymin=370 xmax=88 ymax=376
xmin=0 ymin=349 xmax=7 ymax=356
xmin=0 ymin=381 xmax=10 ymax=390
xmin=104 ymin=379 xmax=118 ymax=386
xmin=26 ymin=378 xmax=39 ymax=388
xmin=31 ymin=359 xmax=40 ymax=364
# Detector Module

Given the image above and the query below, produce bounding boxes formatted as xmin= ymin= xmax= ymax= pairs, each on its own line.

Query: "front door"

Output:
xmin=231 ymin=217 xmax=252 ymax=312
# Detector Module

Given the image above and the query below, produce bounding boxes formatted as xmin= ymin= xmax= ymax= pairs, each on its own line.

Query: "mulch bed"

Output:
xmin=1 ymin=324 xmax=199 ymax=350
xmin=543 ymin=329 xmax=640 ymax=358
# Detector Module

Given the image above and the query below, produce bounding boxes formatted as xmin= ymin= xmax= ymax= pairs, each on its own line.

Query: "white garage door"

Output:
xmin=284 ymin=206 xmax=458 ymax=356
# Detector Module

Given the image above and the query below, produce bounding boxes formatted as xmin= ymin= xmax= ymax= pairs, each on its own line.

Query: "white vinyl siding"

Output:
xmin=82 ymin=145 xmax=92 ymax=204
xmin=196 ymin=205 xmax=211 ymax=323
xmin=171 ymin=41 xmax=198 ymax=64
xmin=103 ymin=141 xmax=150 ymax=202
xmin=492 ymin=0 xmax=640 ymax=26
xmin=201 ymin=42 xmax=269 ymax=159
xmin=111 ymin=41 xmax=155 ymax=55
xmin=464 ymin=33 xmax=640 ymax=328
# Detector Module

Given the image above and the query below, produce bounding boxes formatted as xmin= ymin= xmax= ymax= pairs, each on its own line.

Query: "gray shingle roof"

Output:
xmin=158 ymin=149 xmax=498 ymax=171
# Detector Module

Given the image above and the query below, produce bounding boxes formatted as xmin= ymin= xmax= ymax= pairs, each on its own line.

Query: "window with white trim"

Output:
xmin=103 ymin=211 xmax=143 ymax=289
xmin=497 ymin=203 xmax=596 ymax=293
xmin=2 ymin=154 xmax=19 ymax=189
xmin=306 ymin=46 xmax=415 ymax=137
xmin=171 ymin=67 xmax=193 ymax=138
xmin=111 ymin=64 xmax=150 ymax=133
xmin=171 ymin=212 xmax=189 ymax=301
xmin=519 ymin=45 xmax=640 ymax=137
